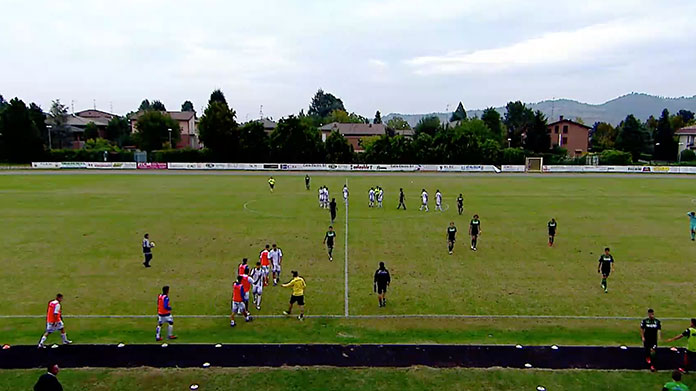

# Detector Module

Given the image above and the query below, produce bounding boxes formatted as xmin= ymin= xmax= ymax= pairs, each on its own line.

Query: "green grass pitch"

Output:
xmin=1 ymin=173 xmax=696 ymax=346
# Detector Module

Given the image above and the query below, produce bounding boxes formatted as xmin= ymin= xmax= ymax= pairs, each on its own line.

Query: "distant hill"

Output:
xmin=383 ymin=93 xmax=696 ymax=127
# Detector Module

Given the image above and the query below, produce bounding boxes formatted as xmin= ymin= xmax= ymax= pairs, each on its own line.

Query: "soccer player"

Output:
xmin=250 ymin=262 xmax=264 ymax=310
xmin=397 ymin=188 xmax=406 ymax=210
xmin=260 ymin=245 xmax=271 ymax=286
xmin=156 ymin=286 xmax=177 ymax=341
xmin=268 ymin=176 xmax=276 ymax=192
xmin=38 ymin=294 xmax=72 ymax=348
xmin=323 ymin=225 xmax=336 ymax=261
xmin=374 ymin=262 xmax=391 ymax=307
xmin=457 ymin=194 xmax=463 ymax=215
xmin=318 ymin=186 xmax=323 ymax=208
xmin=666 ymin=318 xmax=696 ymax=374
xmin=238 ymin=258 xmax=250 ymax=276
xmin=324 ymin=186 xmax=330 ymax=208
xmin=447 ymin=221 xmax=457 ymax=255
xmin=688 ymin=212 xmax=696 ymax=241
xmin=419 ymin=189 xmax=429 ymax=211
xmin=329 ymin=198 xmax=338 ymax=224
xmin=240 ymin=272 xmax=252 ymax=310
xmin=597 ymin=247 xmax=614 ymax=293
xmin=343 ymin=184 xmax=349 ymax=204
xmin=142 ymin=233 xmax=155 ymax=268
xmin=305 ymin=175 xmax=310 ymax=190
xmin=270 ymin=243 xmax=283 ymax=286
xmin=368 ymin=188 xmax=375 ymax=208
xmin=230 ymin=276 xmax=252 ymax=327
xmin=662 ymin=370 xmax=689 ymax=391
xmin=548 ymin=218 xmax=557 ymax=247
xmin=435 ymin=189 xmax=443 ymax=211
xmin=377 ymin=187 xmax=384 ymax=208
xmin=469 ymin=214 xmax=481 ymax=251
xmin=282 ymin=270 xmax=306 ymax=320
xmin=640 ymin=308 xmax=661 ymax=372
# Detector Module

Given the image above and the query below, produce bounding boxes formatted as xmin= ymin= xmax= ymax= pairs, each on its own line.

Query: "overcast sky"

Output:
xmin=2 ymin=0 xmax=695 ymax=119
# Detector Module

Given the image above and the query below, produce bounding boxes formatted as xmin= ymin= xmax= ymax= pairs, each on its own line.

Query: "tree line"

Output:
xmin=0 ymin=90 xmax=694 ymax=164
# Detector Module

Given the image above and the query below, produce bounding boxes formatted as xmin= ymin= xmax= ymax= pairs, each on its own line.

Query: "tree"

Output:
xmin=238 ymin=121 xmax=269 ymax=162
xmin=198 ymin=98 xmax=238 ymax=161
xmin=615 ymin=114 xmax=652 ymax=161
xmin=151 ymin=100 xmax=166 ymax=111
xmin=325 ymin=131 xmax=354 ymax=163
xmin=373 ymin=111 xmax=382 ymax=124
xmin=654 ymin=109 xmax=677 ymax=161
xmin=28 ymin=103 xmax=47 ymax=147
xmin=138 ymin=99 xmax=152 ymax=111
xmin=481 ymin=107 xmax=504 ymax=144
xmin=49 ymin=100 xmax=70 ymax=149
xmin=414 ymin=116 xmax=441 ymax=137
xmin=524 ymin=111 xmax=550 ymax=153
xmin=209 ymin=89 xmax=227 ymax=106
xmin=308 ymin=89 xmax=345 ymax=120
xmin=0 ymin=95 xmax=7 ymax=110
xmin=83 ymin=121 xmax=99 ymax=140
xmin=269 ymin=116 xmax=325 ymax=162
xmin=325 ymin=110 xmax=367 ymax=124
xmin=134 ymin=111 xmax=180 ymax=152
xmin=0 ymin=98 xmax=44 ymax=162
xmin=450 ymin=102 xmax=467 ymax=122
xmin=591 ymin=122 xmax=617 ymax=151
xmin=678 ymin=110 xmax=695 ymax=124
xmin=386 ymin=116 xmax=411 ymax=131
xmin=503 ymin=101 xmax=534 ymax=147
xmin=181 ymin=100 xmax=195 ymax=113
xmin=106 ymin=116 xmax=131 ymax=145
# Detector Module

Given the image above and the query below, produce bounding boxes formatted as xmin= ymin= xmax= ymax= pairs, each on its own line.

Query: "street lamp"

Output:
xmin=168 ymin=128 xmax=172 ymax=149
xmin=47 ymin=125 xmax=53 ymax=150
xmin=507 ymin=138 xmax=512 ymax=148
xmin=679 ymin=142 xmax=685 ymax=163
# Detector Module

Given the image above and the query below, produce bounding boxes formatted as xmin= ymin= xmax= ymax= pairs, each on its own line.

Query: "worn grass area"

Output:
xmin=0 ymin=367 xmax=689 ymax=391
xmin=1 ymin=174 xmax=695 ymax=345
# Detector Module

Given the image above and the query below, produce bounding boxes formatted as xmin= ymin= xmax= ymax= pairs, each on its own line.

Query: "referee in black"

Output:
xmin=329 ymin=198 xmax=337 ymax=224
xmin=397 ymin=188 xmax=406 ymax=210
xmin=374 ymin=262 xmax=391 ymax=307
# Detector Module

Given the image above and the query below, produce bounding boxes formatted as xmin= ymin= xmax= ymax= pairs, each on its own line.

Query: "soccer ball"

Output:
xmin=151 ymin=242 xmax=156 ymax=247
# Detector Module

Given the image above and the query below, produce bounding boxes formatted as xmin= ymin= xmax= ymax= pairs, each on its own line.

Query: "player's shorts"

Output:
xmin=272 ymin=263 xmax=281 ymax=273
xmin=231 ymin=301 xmax=246 ymax=314
xmin=261 ymin=265 xmax=270 ymax=276
xmin=470 ymin=230 xmax=479 ymax=237
xmin=601 ymin=264 xmax=612 ymax=276
xmin=691 ymin=224 xmax=696 ymax=231
xmin=548 ymin=230 xmax=556 ymax=236
xmin=290 ymin=295 xmax=305 ymax=305
xmin=252 ymin=284 xmax=263 ymax=296
xmin=244 ymin=291 xmax=250 ymax=301
xmin=377 ymin=284 xmax=388 ymax=294
xmin=45 ymin=321 xmax=64 ymax=334
xmin=270 ymin=184 xmax=274 ymax=188
xmin=448 ymin=237 xmax=456 ymax=243
xmin=643 ymin=340 xmax=657 ymax=352
xmin=327 ymin=244 xmax=334 ymax=250
xmin=157 ymin=314 xmax=174 ymax=325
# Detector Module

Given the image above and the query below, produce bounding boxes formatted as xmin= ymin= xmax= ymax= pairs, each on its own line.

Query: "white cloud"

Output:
xmin=368 ymin=59 xmax=389 ymax=70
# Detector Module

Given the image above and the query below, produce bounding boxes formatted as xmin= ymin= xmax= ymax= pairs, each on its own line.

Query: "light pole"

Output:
xmin=168 ymin=128 xmax=172 ymax=149
xmin=679 ymin=142 xmax=685 ymax=163
xmin=47 ymin=125 xmax=53 ymax=150
xmin=507 ymin=138 xmax=512 ymax=148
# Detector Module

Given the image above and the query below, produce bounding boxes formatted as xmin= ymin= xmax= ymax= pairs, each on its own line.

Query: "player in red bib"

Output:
xmin=38 ymin=293 xmax=72 ymax=348
xmin=156 ymin=286 xmax=177 ymax=341
xmin=238 ymin=258 xmax=249 ymax=276
xmin=259 ymin=245 xmax=271 ymax=286
xmin=230 ymin=276 xmax=252 ymax=327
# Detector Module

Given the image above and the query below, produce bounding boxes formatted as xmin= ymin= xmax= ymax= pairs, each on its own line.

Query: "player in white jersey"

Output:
xmin=435 ymin=190 xmax=443 ymax=211
xmin=249 ymin=262 xmax=265 ymax=310
xmin=343 ymin=185 xmax=349 ymax=204
xmin=270 ymin=243 xmax=283 ymax=285
xmin=419 ymin=189 xmax=429 ymax=211
xmin=377 ymin=187 xmax=384 ymax=208
xmin=368 ymin=188 xmax=375 ymax=207
xmin=318 ymin=187 xmax=323 ymax=208
xmin=325 ymin=187 xmax=330 ymax=208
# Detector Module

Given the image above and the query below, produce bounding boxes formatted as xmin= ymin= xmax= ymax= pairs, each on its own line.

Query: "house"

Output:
xmin=319 ymin=122 xmax=413 ymax=151
xmin=258 ymin=118 xmax=277 ymax=134
xmin=675 ymin=125 xmax=696 ymax=158
xmin=131 ymin=111 xmax=199 ymax=149
xmin=47 ymin=109 xmax=118 ymax=149
xmin=546 ymin=116 xmax=590 ymax=157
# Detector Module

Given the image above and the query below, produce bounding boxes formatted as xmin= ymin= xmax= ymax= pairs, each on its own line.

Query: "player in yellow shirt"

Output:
xmin=282 ymin=270 xmax=306 ymax=320
xmin=268 ymin=177 xmax=276 ymax=192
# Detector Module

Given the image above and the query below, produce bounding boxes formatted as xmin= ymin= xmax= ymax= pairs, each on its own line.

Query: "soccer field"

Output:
xmin=1 ymin=173 xmax=696 ymax=345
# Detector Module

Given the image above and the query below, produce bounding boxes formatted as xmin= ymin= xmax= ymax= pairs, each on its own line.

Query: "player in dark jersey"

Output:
xmin=640 ymin=308 xmax=661 ymax=372
xmin=397 ymin=188 xmax=406 ymax=210
xmin=329 ymin=198 xmax=338 ymax=224
xmin=457 ymin=194 xmax=464 ymax=215
xmin=323 ymin=226 xmax=336 ymax=262
xmin=548 ymin=218 xmax=557 ymax=247
xmin=373 ymin=262 xmax=391 ymax=307
xmin=597 ymin=247 xmax=614 ymax=293
xmin=447 ymin=222 xmax=457 ymax=255
xmin=305 ymin=175 xmax=310 ymax=190
xmin=469 ymin=214 xmax=481 ymax=251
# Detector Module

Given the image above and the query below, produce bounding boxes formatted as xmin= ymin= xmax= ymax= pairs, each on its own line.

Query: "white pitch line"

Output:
xmin=344 ymin=177 xmax=349 ymax=318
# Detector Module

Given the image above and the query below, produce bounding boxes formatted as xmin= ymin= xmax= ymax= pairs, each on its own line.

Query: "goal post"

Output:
xmin=525 ymin=157 xmax=543 ymax=173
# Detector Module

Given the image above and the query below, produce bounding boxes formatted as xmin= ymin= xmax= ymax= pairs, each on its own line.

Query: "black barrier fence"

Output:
xmin=0 ymin=344 xmax=689 ymax=370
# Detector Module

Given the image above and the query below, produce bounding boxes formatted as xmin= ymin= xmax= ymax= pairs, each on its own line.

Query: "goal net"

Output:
xmin=525 ymin=157 xmax=543 ymax=173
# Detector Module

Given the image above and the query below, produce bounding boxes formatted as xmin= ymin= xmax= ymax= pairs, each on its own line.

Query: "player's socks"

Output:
xmin=691 ymin=231 xmax=695 ymax=240
xmin=230 ymin=320 xmax=236 ymax=327
xmin=38 ymin=335 xmax=47 ymax=347
xmin=156 ymin=326 xmax=161 ymax=339
xmin=167 ymin=325 xmax=173 ymax=338
xmin=61 ymin=334 xmax=71 ymax=344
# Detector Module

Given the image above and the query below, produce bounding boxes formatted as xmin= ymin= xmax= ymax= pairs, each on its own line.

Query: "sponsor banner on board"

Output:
xmin=31 ymin=162 xmax=62 ymax=169
xmin=137 ymin=162 xmax=168 ymax=170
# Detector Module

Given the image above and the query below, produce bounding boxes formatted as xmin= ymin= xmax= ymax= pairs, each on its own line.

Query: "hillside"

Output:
xmin=383 ymin=93 xmax=696 ymax=127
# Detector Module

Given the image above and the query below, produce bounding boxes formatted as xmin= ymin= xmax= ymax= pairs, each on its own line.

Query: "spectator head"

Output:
xmin=672 ymin=369 xmax=682 ymax=382
xmin=48 ymin=364 xmax=59 ymax=375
